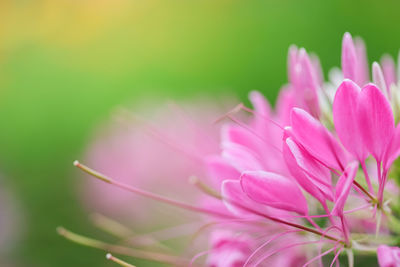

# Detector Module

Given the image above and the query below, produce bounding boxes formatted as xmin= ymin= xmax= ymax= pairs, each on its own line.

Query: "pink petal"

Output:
xmin=221 ymin=142 xmax=263 ymax=172
xmin=297 ymin=49 xmax=320 ymax=117
xmin=342 ymin=32 xmax=358 ymax=82
xmin=291 ymin=108 xmax=349 ymax=171
xmin=377 ymin=245 xmax=400 ymax=267
xmin=222 ymin=124 xmax=259 ymax=155
xmin=283 ymin=137 xmax=332 ymax=203
xmin=221 ymin=179 xmax=269 ymax=217
xmin=384 ymin=124 xmax=400 ymax=171
xmin=249 ymin=90 xmax=271 ymax=116
xmin=310 ymin=53 xmax=324 ymax=87
xmin=284 ymin=137 xmax=333 ymax=202
xmin=381 ymin=54 xmax=397 ymax=89
xmin=331 ymin=162 xmax=359 ymax=216
xmin=288 ymin=45 xmax=299 ymax=86
xmin=276 ymin=87 xmax=296 ymax=126
xmin=333 ymin=79 xmax=368 ymax=160
xmin=240 ymin=170 xmax=308 ymax=215
xmin=354 ymin=37 xmax=369 ymax=86
xmin=205 ymin=155 xmax=241 ymax=188
xmin=357 ymin=84 xmax=395 ymax=161
xmin=372 ymin=62 xmax=389 ymax=98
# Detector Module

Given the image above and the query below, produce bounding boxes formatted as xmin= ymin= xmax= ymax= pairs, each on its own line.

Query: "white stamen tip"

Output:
xmin=73 ymin=160 xmax=80 ymax=166
xmin=106 ymin=253 xmax=112 ymax=260
xmin=56 ymin=226 xmax=66 ymax=235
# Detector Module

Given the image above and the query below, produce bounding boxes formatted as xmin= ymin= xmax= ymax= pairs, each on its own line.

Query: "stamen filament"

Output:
xmin=189 ymin=176 xmax=221 ymax=199
xmin=74 ymin=161 xmax=345 ymax=244
xmin=90 ymin=213 xmax=171 ymax=251
xmin=106 ymin=253 xmax=136 ymax=267
xmin=353 ymin=180 xmax=376 ymax=202
xmin=57 ymin=227 xmax=189 ymax=266
xmin=74 ymin=161 xmax=232 ymax=219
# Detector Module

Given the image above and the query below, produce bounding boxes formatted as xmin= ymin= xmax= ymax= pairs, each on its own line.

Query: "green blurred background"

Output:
xmin=0 ymin=0 xmax=399 ymax=266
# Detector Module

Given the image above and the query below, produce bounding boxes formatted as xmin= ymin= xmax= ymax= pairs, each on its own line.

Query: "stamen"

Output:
xmin=306 ymin=216 xmax=323 ymax=231
xmin=189 ymin=250 xmax=210 ymax=266
xmin=301 ymin=244 xmax=339 ymax=267
xmin=213 ymin=103 xmax=244 ymax=124
xmin=75 ymin=161 xmax=344 ymax=244
xmin=330 ymin=247 xmax=343 ymax=267
xmin=90 ymin=213 xmax=134 ymax=237
xmin=57 ymin=227 xmax=189 ymax=266
xmin=253 ymin=240 xmax=325 ymax=266
xmin=343 ymin=203 xmax=372 ymax=214
xmin=74 ymin=160 xmax=111 ymax=183
xmin=74 ymin=160 xmax=233 ymax=219
xmin=226 ymin=114 xmax=282 ymax=153
xmin=244 ymin=230 xmax=301 ymax=266
xmin=189 ymin=176 xmax=221 ymax=199
xmin=116 ymin=108 xmax=203 ymax=163
xmin=353 ymin=180 xmax=376 ymax=202
xmin=189 ymin=219 xmax=266 ymax=246
xmin=221 ymin=196 xmax=344 ymax=243
xmin=106 ymin=253 xmax=136 ymax=267
xmin=167 ymin=101 xmax=219 ymax=147
xmin=239 ymin=104 xmax=284 ymax=130
xmin=90 ymin=213 xmax=170 ymax=251
xmin=131 ymin=222 xmax=201 ymax=243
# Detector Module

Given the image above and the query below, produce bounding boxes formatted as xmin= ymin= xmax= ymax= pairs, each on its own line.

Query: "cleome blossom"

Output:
xmin=59 ymin=33 xmax=400 ymax=267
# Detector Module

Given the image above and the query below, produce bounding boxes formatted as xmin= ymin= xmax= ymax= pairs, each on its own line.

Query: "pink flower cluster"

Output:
xmin=66 ymin=33 xmax=400 ymax=267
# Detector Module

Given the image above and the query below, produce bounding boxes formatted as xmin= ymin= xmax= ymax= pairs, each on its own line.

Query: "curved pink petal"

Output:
xmin=310 ymin=53 xmax=324 ymax=87
xmin=332 ymin=162 xmax=359 ymax=216
xmin=276 ymin=87 xmax=296 ymax=126
xmin=333 ymin=79 xmax=368 ymax=160
xmin=205 ymin=155 xmax=241 ymax=188
xmin=283 ymin=137 xmax=331 ymax=203
xmin=381 ymin=54 xmax=397 ymax=89
xmin=288 ymin=45 xmax=299 ymax=86
xmin=384 ymin=124 xmax=400 ymax=171
xmin=357 ymin=84 xmax=395 ymax=161
xmin=249 ymin=90 xmax=271 ymax=116
xmin=221 ymin=124 xmax=259 ymax=154
xmin=284 ymin=137 xmax=333 ymax=202
xmin=342 ymin=32 xmax=358 ymax=82
xmin=221 ymin=142 xmax=263 ymax=172
xmin=297 ymin=49 xmax=320 ymax=117
xmin=240 ymin=170 xmax=308 ymax=215
xmin=291 ymin=108 xmax=349 ymax=171
xmin=221 ymin=179 xmax=269 ymax=217
xmin=354 ymin=37 xmax=369 ymax=86
xmin=372 ymin=62 xmax=389 ymax=98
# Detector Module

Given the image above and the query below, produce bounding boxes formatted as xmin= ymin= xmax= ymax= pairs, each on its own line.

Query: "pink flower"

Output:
xmin=63 ymin=32 xmax=400 ymax=267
